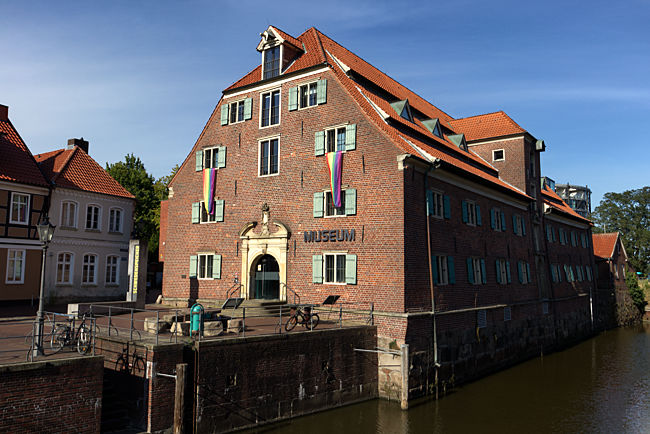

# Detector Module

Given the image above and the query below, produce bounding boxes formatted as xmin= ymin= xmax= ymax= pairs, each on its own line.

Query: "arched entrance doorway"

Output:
xmin=250 ymin=254 xmax=280 ymax=300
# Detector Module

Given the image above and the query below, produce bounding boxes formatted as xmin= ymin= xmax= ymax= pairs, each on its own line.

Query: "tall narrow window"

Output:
xmin=10 ymin=193 xmax=29 ymax=224
xmin=61 ymin=201 xmax=77 ymax=228
xmin=324 ymin=253 xmax=347 ymax=284
xmin=299 ymin=82 xmax=319 ymax=108
xmin=82 ymin=254 xmax=97 ymax=284
xmin=86 ymin=205 xmax=101 ymax=230
xmin=326 ymin=127 xmax=347 ymax=153
xmin=263 ymin=46 xmax=280 ymax=79
xmin=325 ymin=191 xmax=346 ymax=216
xmin=261 ymin=90 xmax=280 ymax=127
xmin=109 ymin=208 xmax=122 ymax=233
xmin=259 ymin=138 xmax=279 ymax=176
xmin=229 ymin=100 xmax=245 ymax=124
xmin=198 ymin=254 xmax=214 ymax=279
xmin=203 ymin=147 xmax=219 ymax=169
xmin=6 ymin=249 xmax=25 ymax=283
xmin=56 ymin=252 xmax=73 ymax=284
xmin=106 ymin=255 xmax=119 ymax=285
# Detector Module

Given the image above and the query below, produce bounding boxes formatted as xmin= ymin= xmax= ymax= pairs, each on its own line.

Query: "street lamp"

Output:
xmin=33 ymin=216 xmax=55 ymax=357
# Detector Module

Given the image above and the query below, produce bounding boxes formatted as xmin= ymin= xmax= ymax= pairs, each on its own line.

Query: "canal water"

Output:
xmin=263 ymin=325 xmax=650 ymax=433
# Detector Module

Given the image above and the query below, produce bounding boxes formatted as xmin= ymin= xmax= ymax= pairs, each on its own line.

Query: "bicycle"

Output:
xmin=285 ymin=305 xmax=320 ymax=331
xmin=50 ymin=313 xmax=93 ymax=355
xmin=115 ymin=345 xmax=146 ymax=375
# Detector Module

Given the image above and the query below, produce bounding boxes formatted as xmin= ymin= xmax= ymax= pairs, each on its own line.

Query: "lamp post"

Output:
xmin=33 ymin=216 xmax=55 ymax=358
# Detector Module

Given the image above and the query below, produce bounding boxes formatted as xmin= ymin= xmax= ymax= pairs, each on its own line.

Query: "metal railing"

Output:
xmin=281 ymin=282 xmax=301 ymax=305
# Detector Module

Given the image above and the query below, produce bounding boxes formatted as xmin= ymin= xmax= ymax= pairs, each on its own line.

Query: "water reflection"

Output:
xmin=260 ymin=325 xmax=650 ymax=434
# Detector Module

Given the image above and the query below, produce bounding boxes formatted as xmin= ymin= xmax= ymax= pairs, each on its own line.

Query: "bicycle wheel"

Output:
xmin=132 ymin=356 xmax=146 ymax=375
xmin=50 ymin=325 xmax=68 ymax=353
xmin=285 ymin=315 xmax=299 ymax=331
xmin=77 ymin=325 xmax=92 ymax=354
xmin=306 ymin=313 xmax=320 ymax=330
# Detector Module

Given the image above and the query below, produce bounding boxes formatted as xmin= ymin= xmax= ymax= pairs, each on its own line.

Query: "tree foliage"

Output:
xmin=626 ymin=271 xmax=646 ymax=311
xmin=592 ymin=187 xmax=650 ymax=274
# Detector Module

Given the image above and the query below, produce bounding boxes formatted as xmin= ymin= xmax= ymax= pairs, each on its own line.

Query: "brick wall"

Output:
xmin=0 ymin=356 xmax=103 ymax=433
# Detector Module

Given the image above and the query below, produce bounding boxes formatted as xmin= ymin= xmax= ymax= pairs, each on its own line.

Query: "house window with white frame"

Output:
xmin=86 ymin=205 xmax=101 ymax=230
xmin=325 ymin=191 xmax=346 ymax=217
xmin=497 ymin=259 xmax=508 ymax=284
xmin=105 ymin=255 xmax=119 ymax=285
xmin=229 ymin=100 xmax=246 ymax=124
xmin=492 ymin=149 xmax=505 ymax=161
xmin=109 ymin=208 xmax=122 ymax=233
xmin=431 ymin=191 xmax=444 ymax=218
xmin=82 ymin=254 xmax=97 ymax=284
xmin=468 ymin=257 xmax=485 ymax=284
xmin=200 ymin=201 xmax=217 ymax=223
xmin=61 ymin=201 xmax=77 ymax=228
xmin=324 ymin=253 xmax=346 ymax=284
xmin=435 ymin=255 xmax=449 ymax=286
xmin=299 ymin=82 xmax=318 ymax=109
xmin=261 ymin=90 xmax=280 ymax=127
xmin=259 ymin=138 xmax=279 ymax=176
xmin=56 ymin=252 xmax=73 ymax=284
xmin=466 ymin=201 xmax=477 ymax=226
xmin=263 ymin=46 xmax=280 ymax=79
xmin=198 ymin=254 xmax=214 ymax=279
xmin=10 ymin=192 xmax=29 ymax=224
xmin=6 ymin=249 xmax=25 ymax=283
xmin=203 ymin=147 xmax=219 ymax=169
xmin=326 ymin=126 xmax=347 ymax=153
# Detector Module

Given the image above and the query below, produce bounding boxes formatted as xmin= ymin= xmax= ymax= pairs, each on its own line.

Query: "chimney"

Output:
xmin=0 ymin=104 xmax=8 ymax=121
xmin=67 ymin=137 xmax=89 ymax=154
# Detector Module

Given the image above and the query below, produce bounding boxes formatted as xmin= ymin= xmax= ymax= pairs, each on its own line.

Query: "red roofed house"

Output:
xmin=592 ymin=232 xmax=628 ymax=289
xmin=0 ymin=105 xmax=51 ymax=302
xmin=34 ymin=139 xmax=135 ymax=303
xmin=161 ymin=26 xmax=597 ymax=402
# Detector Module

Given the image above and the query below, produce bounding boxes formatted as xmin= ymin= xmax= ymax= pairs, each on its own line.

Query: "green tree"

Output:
xmin=106 ymin=154 xmax=159 ymax=255
xmin=592 ymin=187 xmax=650 ymax=274
xmin=626 ymin=270 xmax=646 ymax=311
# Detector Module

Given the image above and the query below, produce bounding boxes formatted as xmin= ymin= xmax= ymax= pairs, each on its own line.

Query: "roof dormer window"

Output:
xmin=263 ymin=46 xmax=281 ymax=80
xmin=390 ymin=99 xmax=413 ymax=122
xmin=422 ymin=118 xmax=443 ymax=138
xmin=448 ymin=134 xmax=468 ymax=152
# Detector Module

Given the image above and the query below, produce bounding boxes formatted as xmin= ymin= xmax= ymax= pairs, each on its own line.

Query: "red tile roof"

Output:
xmin=268 ymin=26 xmax=304 ymax=51
xmin=35 ymin=147 xmax=134 ymax=199
xmin=448 ymin=111 xmax=526 ymax=141
xmin=592 ymin=233 xmax=620 ymax=259
xmin=0 ymin=119 xmax=50 ymax=187
xmin=542 ymin=185 xmax=591 ymax=224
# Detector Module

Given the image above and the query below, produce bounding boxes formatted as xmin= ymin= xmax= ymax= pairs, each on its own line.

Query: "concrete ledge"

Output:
xmin=0 ymin=355 xmax=104 ymax=373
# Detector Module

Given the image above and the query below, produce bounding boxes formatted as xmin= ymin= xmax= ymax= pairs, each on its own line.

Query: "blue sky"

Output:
xmin=2 ymin=0 xmax=649 ymax=207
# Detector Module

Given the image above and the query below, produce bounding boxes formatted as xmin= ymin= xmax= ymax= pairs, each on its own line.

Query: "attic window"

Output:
xmin=493 ymin=149 xmax=504 ymax=161
xmin=448 ymin=134 xmax=468 ymax=152
xmin=263 ymin=46 xmax=281 ymax=79
xmin=400 ymin=105 xmax=412 ymax=122
xmin=390 ymin=100 xmax=413 ymax=123
xmin=422 ymin=118 xmax=442 ymax=138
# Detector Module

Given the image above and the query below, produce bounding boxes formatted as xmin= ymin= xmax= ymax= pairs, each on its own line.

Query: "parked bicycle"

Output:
xmin=50 ymin=313 xmax=93 ymax=355
xmin=285 ymin=305 xmax=319 ymax=331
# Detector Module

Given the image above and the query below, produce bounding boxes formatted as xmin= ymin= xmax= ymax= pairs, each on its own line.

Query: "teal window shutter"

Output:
xmin=215 ymin=200 xmax=224 ymax=222
xmin=312 ymin=255 xmax=323 ymax=284
xmin=345 ymin=124 xmax=357 ymax=151
xmin=432 ymin=255 xmax=439 ymax=284
xmin=289 ymin=86 xmax=298 ymax=111
xmin=521 ymin=218 xmax=526 ymax=235
xmin=315 ymin=131 xmax=325 ymax=156
xmin=443 ymin=195 xmax=450 ymax=219
xmin=191 ymin=202 xmax=200 ymax=224
xmin=461 ymin=201 xmax=468 ymax=223
xmin=317 ymin=79 xmax=327 ymax=104
xmin=546 ymin=225 xmax=551 ymax=241
xmin=426 ymin=190 xmax=434 ymax=216
xmin=189 ymin=255 xmax=198 ymax=278
xmin=495 ymin=260 xmax=501 ymax=284
xmin=448 ymin=256 xmax=455 ymax=284
xmin=500 ymin=213 xmax=506 ymax=231
xmin=220 ymin=104 xmax=229 ymax=126
xmin=490 ymin=209 xmax=496 ymax=229
xmin=212 ymin=255 xmax=221 ymax=279
xmin=551 ymin=266 xmax=557 ymax=283
xmin=313 ymin=192 xmax=324 ymax=218
xmin=344 ymin=189 xmax=357 ymax=215
xmin=217 ymin=146 xmax=227 ymax=169
xmin=195 ymin=150 xmax=203 ymax=171
xmin=480 ymin=259 xmax=487 ymax=284
xmin=345 ymin=254 xmax=357 ymax=284
xmin=558 ymin=265 xmax=563 ymax=282
xmin=512 ymin=215 xmax=518 ymax=235
xmin=476 ymin=205 xmax=482 ymax=226
xmin=552 ymin=228 xmax=557 ymax=242
xmin=244 ymin=97 xmax=253 ymax=120
xmin=466 ymin=258 xmax=474 ymax=284
xmin=506 ymin=261 xmax=511 ymax=283
xmin=518 ymin=261 xmax=523 ymax=283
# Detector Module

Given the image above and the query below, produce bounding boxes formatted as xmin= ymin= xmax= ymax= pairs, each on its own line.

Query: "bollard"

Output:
xmin=130 ymin=308 xmax=134 ymax=341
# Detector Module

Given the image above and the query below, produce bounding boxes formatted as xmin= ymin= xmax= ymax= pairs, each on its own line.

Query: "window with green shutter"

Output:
xmin=243 ymin=97 xmax=252 ymax=120
xmin=220 ymin=104 xmax=229 ymax=126
xmin=289 ymin=86 xmax=299 ymax=111
xmin=212 ymin=255 xmax=221 ymax=279
xmin=195 ymin=151 xmax=203 ymax=171
xmin=344 ymin=189 xmax=357 ymax=215
xmin=443 ymin=195 xmax=451 ymax=219
xmin=189 ymin=255 xmax=198 ymax=278
xmin=215 ymin=200 xmax=225 ymax=222
xmin=217 ymin=146 xmax=227 ymax=169
xmin=313 ymin=192 xmax=325 ymax=218
xmin=345 ymin=124 xmax=356 ymax=151
xmin=312 ymin=255 xmax=323 ymax=283
xmin=345 ymin=254 xmax=357 ymax=285
xmin=196 ymin=253 xmax=218 ymax=279
xmin=191 ymin=202 xmax=200 ymax=224
xmin=447 ymin=256 xmax=455 ymax=284
xmin=314 ymin=131 xmax=325 ymax=156
xmin=317 ymin=79 xmax=327 ymax=104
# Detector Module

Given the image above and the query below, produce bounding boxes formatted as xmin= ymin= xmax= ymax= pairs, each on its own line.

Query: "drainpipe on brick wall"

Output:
xmin=424 ymin=159 xmax=442 ymax=400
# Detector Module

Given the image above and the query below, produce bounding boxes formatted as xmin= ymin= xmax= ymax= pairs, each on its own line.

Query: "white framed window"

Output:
xmin=105 ymin=255 xmax=120 ymax=285
xmin=259 ymin=137 xmax=279 ymax=176
xmin=189 ymin=253 xmax=221 ymax=279
xmin=513 ymin=214 xmax=526 ymax=236
xmin=86 ymin=204 xmax=101 ymax=230
xmin=326 ymin=126 xmax=347 ymax=153
xmin=109 ymin=207 xmax=123 ymax=233
xmin=200 ymin=201 xmax=217 ymax=223
xmin=6 ymin=249 xmax=25 ymax=284
xmin=263 ymin=45 xmax=280 ymax=80
xmin=462 ymin=200 xmax=480 ymax=226
xmin=82 ymin=254 xmax=97 ymax=285
xmin=312 ymin=253 xmax=356 ymax=285
xmin=260 ymin=90 xmax=280 ymax=127
xmin=325 ymin=191 xmax=346 ymax=217
xmin=198 ymin=253 xmax=215 ymax=279
xmin=518 ymin=261 xmax=532 ymax=284
xmin=467 ymin=257 xmax=485 ymax=285
xmin=492 ymin=149 xmax=505 ymax=161
xmin=56 ymin=252 xmax=73 ymax=285
xmin=10 ymin=192 xmax=29 ymax=225
xmin=434 ymin=255 xmax=450 ymax=286
xmin=491 ymin=208 xmax=506 ymax=231
xmin=60 ymin=201 xmax=77 ymax=228
xmin=299 ymin=82 xmax=318 ymax=109
xmin=496 ymin=259 xmax=508 ymax=284
xmin=203 ymin=147 xmax=219 ymax=169
xmin=431 ymin=191 xmax=444 ymax=219
xmin=324 ymin=253 xmax=347 ymax=284
xmin=229 ymin=100 xmax=246 ymax=124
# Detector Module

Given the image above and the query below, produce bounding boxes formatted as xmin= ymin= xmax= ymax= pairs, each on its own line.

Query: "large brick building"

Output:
xmin=162 ymin=26 xmax=596 ymax=395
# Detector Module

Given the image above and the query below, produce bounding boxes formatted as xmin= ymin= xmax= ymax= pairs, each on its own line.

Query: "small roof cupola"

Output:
xmin=421 ymin=118 xmax=442 ymax=138
xmin=448 ymin=134 xmax=468 ymax=151
xmin=257 ymin=26 xmax=303 ymax=80
xmin=390 ymin=99 xmax=413 ymax=122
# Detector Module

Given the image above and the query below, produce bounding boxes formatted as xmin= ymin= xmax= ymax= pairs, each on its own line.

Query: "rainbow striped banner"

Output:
xmin=326 ymin=151 xmax=343 ymax=207
xmin=203 ymin=168 xmax=217 ymax=214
